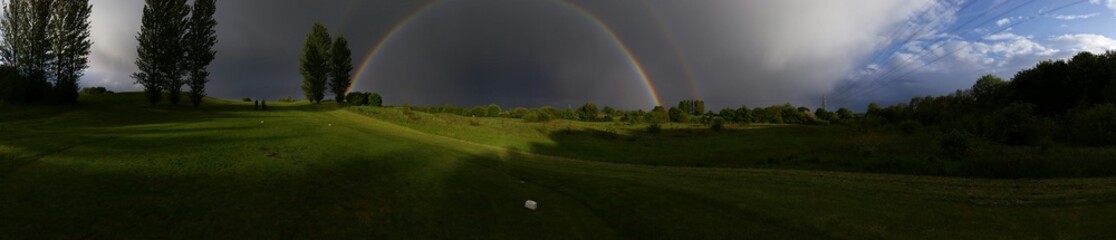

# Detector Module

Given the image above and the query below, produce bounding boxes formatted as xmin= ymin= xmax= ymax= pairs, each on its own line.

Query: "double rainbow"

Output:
xmin=348 ymin=0 xmax=674 ymax=107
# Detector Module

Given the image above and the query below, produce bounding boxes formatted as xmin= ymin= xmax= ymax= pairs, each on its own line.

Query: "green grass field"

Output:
xmin=2 ymin=93 xmax=1115 ymax=239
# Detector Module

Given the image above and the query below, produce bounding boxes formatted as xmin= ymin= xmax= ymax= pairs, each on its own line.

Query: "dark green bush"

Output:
xmin=646 ymin=108 xmax=669 ymax=124
xmin=80 ymin=87 xmax=111 ymax=95
xmin=368 ymin=93 xmax=383 ymax=107
xmin=646 ymin=123 xmax=662 ymax=134
xmin=509 ymin=107 xmax=529 ymax=118
xmin=523 ymin=110 xmax=554 ymax=123
xmin=486 ymin=104 xmax=502 ymax=117
xmin=1066 ymin=103 xmax=1116 ymax=146
xmin=346 ymin=92 xmax=369 ymax=105
xmin=940 ymin=131 xmax=970 ymax=160
xmin=710 ymin=117 xmax=726 ymax=131
xmin=898 ymin=120 xmax=921 ymax=134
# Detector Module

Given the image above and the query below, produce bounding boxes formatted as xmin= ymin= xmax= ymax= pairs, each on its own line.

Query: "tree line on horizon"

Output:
xmin=0 ymin=0 xmax=92 ymax=104
xmin=393 ymin=51 xmax=1116 ymax=147
xmin=133 ymin=0 xmax=218 ymax=107
xmin=862 ymin=51 xmax=1116 ymax=147
xmin=404 ymin=99 xmax=851 ymax=127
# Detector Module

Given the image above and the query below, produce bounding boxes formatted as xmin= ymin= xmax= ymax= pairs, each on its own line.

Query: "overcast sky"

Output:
xmin=82 ymin=0 xmax=1116 ymax=110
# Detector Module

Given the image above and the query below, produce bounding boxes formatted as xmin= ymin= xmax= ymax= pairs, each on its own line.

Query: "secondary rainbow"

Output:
xmin=348 ymin=0 xmax=664 ymax=107
xmin=640 ymin=0 xmax=700 ymax=100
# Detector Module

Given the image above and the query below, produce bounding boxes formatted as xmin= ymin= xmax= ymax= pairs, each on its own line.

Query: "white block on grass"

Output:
xmin=524 ymin=200 xmax=537 ymax=210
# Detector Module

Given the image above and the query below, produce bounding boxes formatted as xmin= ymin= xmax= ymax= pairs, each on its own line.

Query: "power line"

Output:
xmin=831 ymin=0 xmax=1040 ymax=101
xmin=829 ymin=0 xmax=965 ymax=97
xmin=838 ymin=0 xmax=1036 ymax=100
xmin=838 ymin=0 xmax=1090 ymax=102
xmin=831 ymin=0 xmax=1000 ymax=100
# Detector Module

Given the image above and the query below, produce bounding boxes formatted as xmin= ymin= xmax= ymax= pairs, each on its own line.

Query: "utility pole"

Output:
xmin=822 ymin=95 xmax=827 ymax=110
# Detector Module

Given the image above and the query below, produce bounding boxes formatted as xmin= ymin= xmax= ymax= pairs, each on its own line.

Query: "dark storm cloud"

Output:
xmin=359 ymin=0 xmax=660 ymax=108
xmin=87 ymin=0 xmax=940 ymax=110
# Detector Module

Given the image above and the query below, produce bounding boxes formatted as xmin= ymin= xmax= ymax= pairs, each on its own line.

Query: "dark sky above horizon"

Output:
xmin=84 ymin=0 xmax=1116 ymax=110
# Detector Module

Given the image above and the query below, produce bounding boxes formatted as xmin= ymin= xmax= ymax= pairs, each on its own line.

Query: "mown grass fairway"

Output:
xmin=2 ymin=94 xmax=1115 ymax=239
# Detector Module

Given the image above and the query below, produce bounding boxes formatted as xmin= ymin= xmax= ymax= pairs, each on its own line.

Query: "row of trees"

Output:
xmin=677 ymin=99 xmax=705 ymax=115
xmin=405 ymin=99 xmax=853 ymax=127
xmin=0 ymin=0 xmax=92 ymax=104
xmin=299 ymin=23 xmax=353 ymax=103
xmin=133 ymin=0 xmax=218 ymax=106
xmin=863 ymin=51 xmax=1116 ymax=146
xmin=80 ymin=86 xmax=113 ymax=94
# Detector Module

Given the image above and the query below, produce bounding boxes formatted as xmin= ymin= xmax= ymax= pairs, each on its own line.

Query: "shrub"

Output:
xmin=80 ymin=87 xmax=110 ymax=95
xmin=523 ymin=110 xmax=554 ymax=123
xmin=486 ymin=104 xmax=502 ymax=117
xmin=346 ymin=92 xmax=369 ymax=105
xmin=1066 ymin=103 xmax=1116 ymax=146
xmin=710 ymin=117 xmax=726 ymax=131
xmin=577 ymin=102 xmax=599 ymax=121
xmin=0 ymin=66 xmax=19 ymax=102
xmin=719 ymin=108 xmax=737 ymax=122
xmin=469 ymin=118 xmax=481 ymax=126
xmin=241 ymin=97 xmax=252 ymax=102
xmin=439 ymin=104 xmax=462 ymax=115
xmin=668 ymin=107 xmax=685 ymax=122
xmin=560 ymin=107 xmax=578 ymax=120
xmin=836 ymin=108 xmax=854 ymax=121
xmin=898 ymin=120 xmax=921 ymax=134
xmin=469 ymin=107 xmax=487 ymax=117
xmin=814 ymin=108 xmax=834 ymax=121
xmin=646 ymin=108 xmax=669 ymax=124
xmin=940 ymin=130 xmax=970 ymax=160
xmin=509 ymin=107 xmax=529 ymax=118
xmin=977 ymin=102 xmax=1054 ymax=146
xmin=368 ymin=93 xmax=383 ymax=107
xmin=646 ymin=123 xmax=662 ymax=134
xmin=279 ymin=96 xmax=297 ymax=102
xmin=602 ymin=106 xmax=616 ymax=116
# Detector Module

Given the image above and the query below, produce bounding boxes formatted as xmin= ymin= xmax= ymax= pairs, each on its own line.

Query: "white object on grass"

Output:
xmin=524 ymin=200 xmax=537 ymax=210
xmin=329 ymin=123 xmax=333 ymax=127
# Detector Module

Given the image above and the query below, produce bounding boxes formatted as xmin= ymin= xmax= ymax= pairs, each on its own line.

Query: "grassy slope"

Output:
xmin=0 ymin=94 xmax=1114 ymax=239
xmin=354 ymin=107 xmax=1116 ymax=178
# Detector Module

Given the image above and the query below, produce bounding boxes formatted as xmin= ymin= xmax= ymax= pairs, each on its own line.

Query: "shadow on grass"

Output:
xmin=0 ymin=141 xmax=833 ymax=239
xmin=525 ymin=126 xmax=841 ymax=169
xmin=524 ymin=125 xmax=1116 ymax=179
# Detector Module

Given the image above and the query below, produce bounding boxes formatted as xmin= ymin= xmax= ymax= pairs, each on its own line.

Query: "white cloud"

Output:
xmin=988 ymin=36 xmax=1058 ymax=58
xmin=841 ymin=29 xmax=1061 ymax=108
xmin=1092 ymin=0 xmax=1116 ymax=13
xmin=1054 ymin=13 xmax=1099 ymax=20
xmin=996 ymin=18 xmax=1011 ymax=26
xmin=983 ymin=32 xmax=1020 ymax=41
xmin=1052 ymin=34 xmax=1116 ymax=54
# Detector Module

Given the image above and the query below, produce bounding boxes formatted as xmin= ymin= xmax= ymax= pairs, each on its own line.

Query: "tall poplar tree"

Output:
xmin=49 ymin=0 xmax=92 ymax=103
xmin=133 ymin=0 xmax=189 ymax=105
xmin=1 ymin=0 xmax=92 ymax=104
xmin=1 ymin=0 xmax=52 ymax=102
xmin=186 ymin=0 xmax=217 ymax=107
xmin=299 ymin=23 xmax=331 ymax=103
xmin=328 ymin=35 xmax=352 ymax=103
